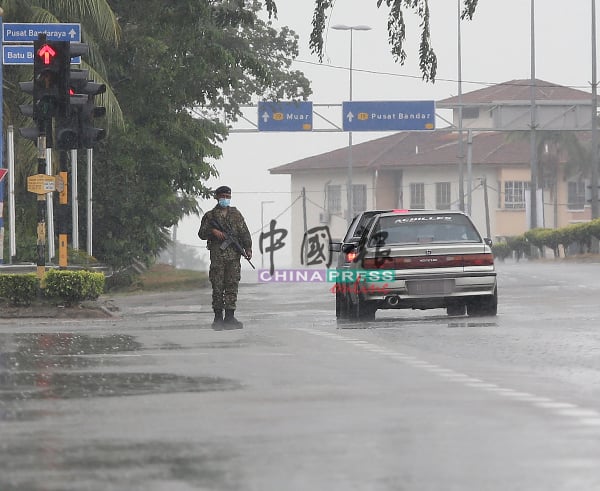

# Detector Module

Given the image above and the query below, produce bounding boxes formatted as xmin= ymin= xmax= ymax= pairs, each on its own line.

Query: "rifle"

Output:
xmin=210 ymin=219 xmax=256 ymax=269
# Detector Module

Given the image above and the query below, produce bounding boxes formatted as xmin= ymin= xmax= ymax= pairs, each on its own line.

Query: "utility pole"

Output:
xmin=591 ymin=0 xmax=599 ymax=221
xmin=529 ymin=0 xmax=539 ymax=229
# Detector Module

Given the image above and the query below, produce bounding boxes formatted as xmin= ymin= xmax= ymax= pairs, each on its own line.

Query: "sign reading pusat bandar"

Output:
xmin=343 ymin=100 xmax=435 ymax=131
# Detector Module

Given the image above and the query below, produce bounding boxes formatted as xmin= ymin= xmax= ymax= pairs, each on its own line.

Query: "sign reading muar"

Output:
xmin=258 ymin=101 xmax=313 ymax=132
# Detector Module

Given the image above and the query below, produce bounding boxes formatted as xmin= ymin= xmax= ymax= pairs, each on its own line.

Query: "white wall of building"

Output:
xmin=288 ymin=168 xmax=374 ymax=267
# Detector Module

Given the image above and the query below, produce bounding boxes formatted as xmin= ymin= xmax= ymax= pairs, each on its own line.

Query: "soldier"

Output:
xmin=198 ymin=185 xmax=252 ymax=329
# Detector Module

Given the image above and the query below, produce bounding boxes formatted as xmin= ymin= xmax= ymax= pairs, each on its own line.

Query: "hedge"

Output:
xmin=492 ymin=217 xmax=600 ymax=260
xmin=0 ymin=270 xmax=105 ymax=306
xmin=44 ymin=270 xmax=105 ymax=304
xmin=0 ymin=273 xmax=38 ymax=306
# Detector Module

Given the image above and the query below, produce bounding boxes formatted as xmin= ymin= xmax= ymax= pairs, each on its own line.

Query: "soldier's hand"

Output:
xmin=245 ymin=249 xmax=252 ymax=259
xmin=212 ymin=229 xmax=226 ymax=240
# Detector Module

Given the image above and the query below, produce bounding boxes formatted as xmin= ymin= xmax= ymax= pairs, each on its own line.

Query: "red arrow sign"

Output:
xmin=0 ymin=169 xmax=8 ymax=182
xmin=37 ymin=44 xmax=56 ymax=65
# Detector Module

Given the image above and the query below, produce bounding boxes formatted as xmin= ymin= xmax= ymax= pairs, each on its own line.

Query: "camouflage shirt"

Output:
xmin=198 ymin=205 xmax=252 ymax=252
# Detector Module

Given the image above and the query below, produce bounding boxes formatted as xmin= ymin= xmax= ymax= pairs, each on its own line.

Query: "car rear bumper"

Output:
xmin=357 ymin=271 xmax=497 ymax=303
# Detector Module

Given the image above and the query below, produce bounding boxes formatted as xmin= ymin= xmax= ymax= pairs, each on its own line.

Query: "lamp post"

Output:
xmin=591 ymin=0 xmax=599 ymax=221
xmin=332 ymin=24 xmax=372 ymax=225
xmin=260 ymin=200 xmax=274 ymax=269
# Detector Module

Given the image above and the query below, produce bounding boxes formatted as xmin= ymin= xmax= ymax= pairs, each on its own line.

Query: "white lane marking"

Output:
xmin=578 ymin=418 xmax=600 ymax=427
xmin=294 ymin=327 xmax=600 ymax=430
xmin=534 ymin=402 xmax=578 ymax=410
xmin=465 ymin=382 xmax=499 ymax=389
xmin=555 ymin=409 xmax=600 ymax=418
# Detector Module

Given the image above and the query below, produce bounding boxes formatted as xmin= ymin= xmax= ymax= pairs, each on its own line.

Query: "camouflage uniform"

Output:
xmin=198 ymin=205 xmax=252 ymax=311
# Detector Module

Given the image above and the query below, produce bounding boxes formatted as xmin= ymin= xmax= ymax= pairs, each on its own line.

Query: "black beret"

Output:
xmin=214 ymin=185 xmax=231 ymax=196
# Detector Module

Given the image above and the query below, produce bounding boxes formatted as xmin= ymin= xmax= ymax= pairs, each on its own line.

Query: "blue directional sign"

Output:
xmin=3 ymin=45 xmax=81 ymax=65
xmin=258 ymin=101 xmax=313 ymax=132
xmin=3 ymin=23 xmax=81 ymax=43
xmin=343 ymin=100 xmax=436 ymax=131
xmin=3 ymin=45 xmax=33 ymax=65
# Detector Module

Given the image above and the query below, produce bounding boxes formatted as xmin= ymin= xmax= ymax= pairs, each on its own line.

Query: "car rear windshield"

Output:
xmin=368 ymin=214 xmax=482 ymax=246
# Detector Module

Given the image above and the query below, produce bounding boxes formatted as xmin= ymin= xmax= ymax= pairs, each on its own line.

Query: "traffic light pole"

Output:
xmin=36 ymin=125 xmax=50 ymax=280
xmin=58 ymin=150 xmax=69 ymax=268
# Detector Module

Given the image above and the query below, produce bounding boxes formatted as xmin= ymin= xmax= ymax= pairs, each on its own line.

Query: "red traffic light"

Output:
xmin=37 ymin=44 xmax=57 ymax=65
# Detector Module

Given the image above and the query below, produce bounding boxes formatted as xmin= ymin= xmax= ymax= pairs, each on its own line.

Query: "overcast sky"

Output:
xmin=178 ymin=0 xmax=595 ymax=265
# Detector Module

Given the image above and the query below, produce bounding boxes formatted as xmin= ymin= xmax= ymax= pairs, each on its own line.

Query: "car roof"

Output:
xmin=374 ymin=209 xmax=468 ymax=218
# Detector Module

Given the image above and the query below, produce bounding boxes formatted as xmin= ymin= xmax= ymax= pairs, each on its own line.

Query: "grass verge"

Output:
xmin=137 ymin=264 xmax=209 ymax=291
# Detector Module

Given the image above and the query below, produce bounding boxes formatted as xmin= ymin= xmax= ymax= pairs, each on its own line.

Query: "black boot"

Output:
xmin=212 ymin=309 xmax=224 ymax=329
xmin=223 ymin=309 xmax=243 ymax=329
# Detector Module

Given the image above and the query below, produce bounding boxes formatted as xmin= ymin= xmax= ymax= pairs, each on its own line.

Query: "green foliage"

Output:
xmin=68 ymin=249 xmax=99 ymax=266
xmin=504 ymin=219 xmax=600 ymax=259
xmin=588 ymin=218 xmax=600 ymax=239
xmin=524 ymin=228 xmax=547 ymax=257
xmin=44 ymin=270 xmax=105 ymax=304
xmin=309 ymin=0 xmax=479 ymax=82
xmin=491 ymin=242 xmax=511 ymax=261
xmin=90 ymin=0 xmax=312 ymax=269
xmin=0 ymin=274 xmax=39 ymax=306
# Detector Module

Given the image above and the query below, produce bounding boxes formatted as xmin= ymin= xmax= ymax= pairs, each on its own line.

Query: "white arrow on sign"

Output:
xmin=69 ymin=29 xmax=77 ymax=39
xmin=261 ymin=112 xmax=270 ymax=123
xmin=346 ymin=111 xmax=355 ymax=122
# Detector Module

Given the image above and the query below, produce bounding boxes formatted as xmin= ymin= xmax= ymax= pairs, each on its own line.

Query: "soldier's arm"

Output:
xmin=237 ymin=212 xmax=252 ymax=250
xmin=198 ymin=212 xmax=213 ymax=240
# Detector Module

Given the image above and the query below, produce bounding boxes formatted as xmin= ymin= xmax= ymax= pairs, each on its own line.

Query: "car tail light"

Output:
xmin=346 ymin=250 xmax=359 ymax=263
xmin=362 ymin=257 xmax=392 ymax=269
xmin=462 ymin=253 xmax=494 ymax=266
xmin=362 ymin=253 xmax=494 ymax=269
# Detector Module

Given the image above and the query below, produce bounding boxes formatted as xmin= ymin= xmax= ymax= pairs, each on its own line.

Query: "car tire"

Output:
xmin=446 ymin=304 xmax=466 ymax=316
xmin=466 ymin=289 xmax=498 ymax=317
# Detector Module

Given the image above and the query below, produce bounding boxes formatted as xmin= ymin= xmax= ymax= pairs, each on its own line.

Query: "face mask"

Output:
xmin=218 ymin=198 xmax=231 ymax=208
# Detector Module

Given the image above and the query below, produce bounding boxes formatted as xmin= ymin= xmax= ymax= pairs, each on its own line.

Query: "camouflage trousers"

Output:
xmin=209 ymin=247 xmax=242 ymax=310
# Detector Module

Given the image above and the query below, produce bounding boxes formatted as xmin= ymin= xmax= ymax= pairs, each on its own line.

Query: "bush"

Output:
xmin=492 ymin=241 xmax=511 ymax=261
xmin=506 ymin=235 xmax=530 ymax=261
xmin=0 ymin=274 xmax=39 ymax=306
xmin=44 ymin=270 xmax=105 ymax=305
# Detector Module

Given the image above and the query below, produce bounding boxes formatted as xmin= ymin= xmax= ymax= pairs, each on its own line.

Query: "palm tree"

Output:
xmin=507 ymin=130 xmax=588 ymax=227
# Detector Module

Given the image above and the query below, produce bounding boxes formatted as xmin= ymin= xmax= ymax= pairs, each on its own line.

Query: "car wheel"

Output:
xmin=467 ymin=289 xmax=498 ymax=317
xmin=336 ymin=286 xmax=349 ymax=319
xmin=446 ymin=304 xmax=466 ymax=316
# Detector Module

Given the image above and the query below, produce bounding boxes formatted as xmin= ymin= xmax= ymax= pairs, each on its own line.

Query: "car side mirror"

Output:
xmin=341 ymin=242 xmax=357 ymax=253
xmin=484 ymin=237 xmax=493 ymax=247
xmin=329 ymin=241 xmax=341 ymax=253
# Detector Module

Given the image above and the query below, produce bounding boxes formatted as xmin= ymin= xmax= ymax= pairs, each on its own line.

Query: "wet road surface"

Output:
xmin=1 ymin=260 xmax=600 ymax=490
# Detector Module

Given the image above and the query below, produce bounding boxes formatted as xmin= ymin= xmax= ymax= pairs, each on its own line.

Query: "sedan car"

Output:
xmin=335 ymin=210 xmax=497 ymax=321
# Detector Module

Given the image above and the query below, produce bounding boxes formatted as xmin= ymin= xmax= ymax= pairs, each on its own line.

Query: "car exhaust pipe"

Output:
xmin=386 ymin=295 xmax=400 ymax=306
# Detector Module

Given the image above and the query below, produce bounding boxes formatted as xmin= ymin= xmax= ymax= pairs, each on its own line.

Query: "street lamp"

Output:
xmin=260 ymin=200 xmax=274 ymax=269
xmin=332 ymin=24 xmax=372 ymax=225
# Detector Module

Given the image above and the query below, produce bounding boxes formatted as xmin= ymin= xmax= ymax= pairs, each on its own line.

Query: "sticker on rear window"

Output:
xmin=394 ymin=216 xmax=453 ymax=223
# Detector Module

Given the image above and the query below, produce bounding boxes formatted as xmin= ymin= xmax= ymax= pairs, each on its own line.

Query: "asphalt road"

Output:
xmin=1 ymin=260 xmax=600 ymax=490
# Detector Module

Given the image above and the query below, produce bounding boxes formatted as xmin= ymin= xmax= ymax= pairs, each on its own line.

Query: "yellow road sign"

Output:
xmin=27 ymin=174 xmax=56 ymax=194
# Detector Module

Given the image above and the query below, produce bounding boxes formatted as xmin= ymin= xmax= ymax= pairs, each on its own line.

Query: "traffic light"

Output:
xmin=55 ymin=68 xmax=87 ymax=150
xmin=54 ymin=112 xmax=80 ymax=150
xmin=19 ymin=35 xmax=70 ymax=141
xmin=32 ymin=38 xmax=70 ymax=120
xmin=78 ymin=81 xmax=106 ymax=149
xmin=55 ymin=60 xmax=106 ymax=150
